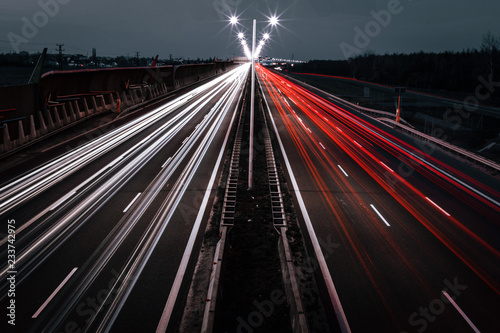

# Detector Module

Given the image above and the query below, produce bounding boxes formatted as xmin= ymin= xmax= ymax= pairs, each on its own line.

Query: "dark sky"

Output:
xmin=1 ymin=0 xmax=499 ymax=61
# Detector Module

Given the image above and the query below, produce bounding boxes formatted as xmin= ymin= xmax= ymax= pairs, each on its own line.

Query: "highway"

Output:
xmin=1 ymin=62 xmax=499 ymax=332
xmin=257 ymin=65 xmax=500 ymax=332
xmin=0 ymin=64 xmax=249 ymax=333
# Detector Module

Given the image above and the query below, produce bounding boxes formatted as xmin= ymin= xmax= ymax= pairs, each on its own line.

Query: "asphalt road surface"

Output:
xmin=258 ymin=65 xmax=500 ymax=333
xmin=0 ymin=64 xmax=249 ymax=333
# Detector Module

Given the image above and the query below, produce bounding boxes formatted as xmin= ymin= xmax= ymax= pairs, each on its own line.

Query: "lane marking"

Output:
xmin=370 ymin=204 xmax=391 ymax=227
xmin=379 ymin=161 xmax=394 ymax=173
xmin=123 ymin=192 xmax=142 ymax=213
xmin=157 ymin=69 xmax=245 ymax=332
xmin=260 ymin=77 xmax=352 ymax=333
xmin=336 ymin=126 xmax=342 ymax=132
xmin=353 ymin=140 xmax=362 ymax=148
xmin=319 ymin=142 xmax=326 ymax=150
xmin=161 ymin=157 xmax=172 ymax=168
xmin=32 ymin=267 xmax=78 ymax=318
xmin=338 ymin=165 xmax=349 ymax=177
xmin=425 ymin=197 xmax=451 ymax=217
xmin=442 ymin=291 xmax=480 ymax=333
xmin=49 ymin=191 xmax=76 ymax=211
xmin=307 ymin=128 xmax=312 ymax=133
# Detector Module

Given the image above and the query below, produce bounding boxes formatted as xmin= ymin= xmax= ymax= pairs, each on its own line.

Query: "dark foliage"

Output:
xmin=293 ymin=49 xmax=499 ymax=99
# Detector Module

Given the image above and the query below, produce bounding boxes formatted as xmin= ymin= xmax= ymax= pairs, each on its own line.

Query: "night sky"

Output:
xmin=1 ymin=0 xmax=499 ymax=61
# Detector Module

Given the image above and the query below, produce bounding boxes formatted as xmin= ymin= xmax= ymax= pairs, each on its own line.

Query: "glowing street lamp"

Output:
xmin=229 ymin=14 xmax=280 ymax=189
xmin=269 ymin=16 xmax=278 ymax=26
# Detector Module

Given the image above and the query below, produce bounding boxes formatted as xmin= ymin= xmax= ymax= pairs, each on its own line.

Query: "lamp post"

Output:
xmin=230 ymin=15 xmax=278 ymax=189
xmin=249 ymin=19 xmax=256 ymax=189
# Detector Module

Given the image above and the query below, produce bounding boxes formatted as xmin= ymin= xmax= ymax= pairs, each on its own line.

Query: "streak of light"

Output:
xmin=123 ymin=193 xmax=142 ymax=213
xmin=32 ymin=267 xmax=78 ymax=318
xmin=338 ymin=165 xmax=349 ymax=177
xmin=441 ymin=290 xmax=481 ymax=333
xmin=425 ymin=197 xmax=451 ymax=217
xmin=370 ymin=204 xmax=391 ymax=227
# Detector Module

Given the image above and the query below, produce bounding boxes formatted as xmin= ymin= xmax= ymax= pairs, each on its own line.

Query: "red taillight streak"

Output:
xmin=259 ymin=66 xmax=500 ymax=295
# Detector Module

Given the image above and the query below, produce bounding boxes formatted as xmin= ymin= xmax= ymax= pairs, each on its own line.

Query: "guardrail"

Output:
xmin=259 ymin=92 xmax=309 ymax=333
xmin=379 ymin=118 xmax=500 ymax=173
xmin=284 ymin=74 xmax=500 ymax=174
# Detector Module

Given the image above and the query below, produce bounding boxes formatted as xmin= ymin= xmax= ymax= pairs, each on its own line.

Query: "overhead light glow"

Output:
xmin=230 ymin=16 xmax=238 ymax=25
xmin=270 ymin=16 xmax=278 ymax=26
xmin=263 ymin=33 xmax=270 ymax=40
xmin=238 ymin=32 xmax=244 ymax=39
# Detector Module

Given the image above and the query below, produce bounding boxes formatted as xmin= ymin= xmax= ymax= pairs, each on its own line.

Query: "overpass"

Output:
xmin=0 ymin=62 xmax=237 ymax=155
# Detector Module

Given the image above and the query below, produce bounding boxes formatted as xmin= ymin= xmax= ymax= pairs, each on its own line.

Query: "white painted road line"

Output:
xmin=319 ymin=142 xmax=326 ymax=150
xmin=442 ymin=290 xmax=480 ymax=333
xmin=156 ymin=69 xmax=245 ymax=332
xmin=261 ymin=80 xmax=351 ymax=333
xmin=49 ymin=191 xmax=76 ymax=211
xmin=370 ymin=204 xmax=391 ymax=227
xmin=336 ymin=126 xmax=342 ymax=132
xmin=425 ymin=197 xmax=451 ymax=217
xmin=161 ymin=157 xmax=172 ymax=168
xmin=123 ymin=192 xmax=142 ymax=213
xmin=32 ymin=267 xmax=78 ymax=318
xmin=379 ymin=161 xmax=394 ymax=173
xmin=353 ymin=140 xmax=362 ymax=148
xmin=338 ymin=165 xmax=349 ymax=177
xmin=283 ymin=97 xmax=290 ymax=107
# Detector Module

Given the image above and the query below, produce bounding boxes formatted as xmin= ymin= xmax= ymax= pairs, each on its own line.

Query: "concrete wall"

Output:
xmin=0 ymin=62 xmax=237 ymax=154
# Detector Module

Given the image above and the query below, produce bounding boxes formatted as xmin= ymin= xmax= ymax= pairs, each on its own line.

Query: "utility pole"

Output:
xmin=135 ymin=51 xmax=140 ymax=66
xmin=56 ymin=44 xmax=64 ymax=70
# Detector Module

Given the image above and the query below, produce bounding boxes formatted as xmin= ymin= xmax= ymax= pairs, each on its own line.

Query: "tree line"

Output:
xmin=0 ymin=51 xmax=219 ymax=69
xmin=292 ymin=33 xmax=499 ymax=99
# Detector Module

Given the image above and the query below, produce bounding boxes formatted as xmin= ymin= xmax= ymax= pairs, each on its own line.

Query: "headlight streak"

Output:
xmin=93 ymin=72 xmax=247 ymax=333
xmin=0 ymin=69 xmax=242 ymax=217
xmin=0 ymin=66 xmax=249 ymax=285
xmin=0 ymin=75 xmax=229 ymax=249
xmin=35 ymin=64 xmax=250 ymax=332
